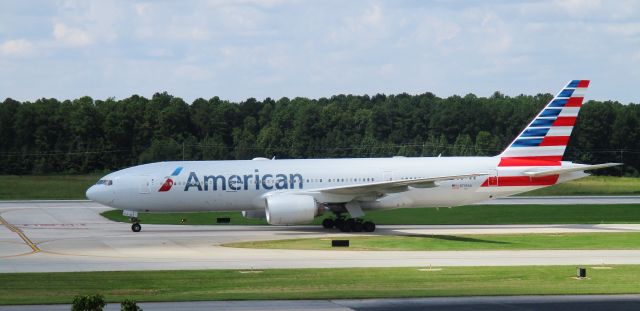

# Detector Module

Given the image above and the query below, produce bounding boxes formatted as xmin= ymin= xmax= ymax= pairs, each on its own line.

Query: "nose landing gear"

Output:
xmin=130 ymin=217 xmax=142 ymax=232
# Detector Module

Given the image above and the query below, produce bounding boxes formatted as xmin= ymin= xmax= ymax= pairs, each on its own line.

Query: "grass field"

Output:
xmin=523 ymin=175 xmax=640 ymax=196
xmin=226 ymin=232 xmax=640 ymax=251
xmin=0 ymin=175 xmax=638 ymax=200
xmin=101 ymin=204 xmax=640 ymax=226
xmin=0 ymin=174 xmax=101 ymax=200
xmin=1 ymin=266 xmax=639 ymax=305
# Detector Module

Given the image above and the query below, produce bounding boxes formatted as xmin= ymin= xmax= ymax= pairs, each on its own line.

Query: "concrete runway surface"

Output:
xmin=1 ymin=200 xmax=640 ymax=273
xmin=2 ymin=295 xmax=640 ymax=311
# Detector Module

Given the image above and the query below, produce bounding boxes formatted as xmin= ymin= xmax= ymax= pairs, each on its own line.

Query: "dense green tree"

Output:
xmin=0 ymin=92 xmax=638 ymax=175
xmin=475 ymin=131 xmax=502 ymax=156
xmin=452 ymin=134 xmax=473 ymax=156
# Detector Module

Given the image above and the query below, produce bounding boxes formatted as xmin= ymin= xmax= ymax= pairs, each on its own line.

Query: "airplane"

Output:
xmin=86 ymin=80 xmax=620 ymax=233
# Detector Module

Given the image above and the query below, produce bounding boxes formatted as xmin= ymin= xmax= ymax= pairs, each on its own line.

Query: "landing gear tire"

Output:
xmin=338 ymin=221 xmax=351 ymax=232
xmin=351 ymin=221 xmax=364 ymax=232
xmin=322 ymin=218 xmax=335 ymax=229
xmin=346 ymin=218 xmax=355 ymax=227
xmin=339 ymin=218 xmax=356 ymax=232
xmin=131 ymin=223 xmax=141 ymax=232
xmin=363 ymin=221 xmax=376 ymax=232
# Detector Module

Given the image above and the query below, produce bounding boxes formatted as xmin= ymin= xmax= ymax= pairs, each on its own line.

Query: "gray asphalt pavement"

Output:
xmin=2 ymin=295 xmax=640 ymax=311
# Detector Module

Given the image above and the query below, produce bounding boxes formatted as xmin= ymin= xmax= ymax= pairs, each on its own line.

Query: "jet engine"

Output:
xmin=241 ymin=210 xmax=266 ymax=220
xmin=265 ymin=194 xmax=322 ymax=225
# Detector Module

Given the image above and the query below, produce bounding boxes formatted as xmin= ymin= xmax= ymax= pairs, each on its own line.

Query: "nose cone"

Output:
xmin=86 ymin=185 xmax=97 ymax=201
xmin=86 ymin=185 xmax=114 ymax=206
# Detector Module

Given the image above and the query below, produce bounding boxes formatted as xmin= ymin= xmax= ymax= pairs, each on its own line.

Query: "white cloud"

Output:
xmin=53 ymin=22 xmax=93 ymax=46
xmin=603 ymin=22 xmax=640 ymax=37
xmin=134 ymin=3 xmax=151 ymax=16
xmin=477 ymin=12 xmax=512 ymax=54
xmin=379 ymin=63 xmax=395 ymax=75
xmin=328 ymin=3 xmax=390 ymax=45
xmin=362 ymin=3 xmax=383 ymax=27
xmin=174 ymin=64 xmax=213 ymax=80
xmin=553 ymin=0 xmax=603 ymax=16
xmin=147 ymin=48 xmax=173 ymax=58
xmin=412 ymin=15 xmax=461 ymax=46
xmin=0 ymin=0 xmax=639 ymax=104
xmin=207 ymin=0 xmax=294 ymax=8
xmin=168 ymin=26 xmax=210 ymax=41
xmin=0 ymin=39 xmax=34 ymax=56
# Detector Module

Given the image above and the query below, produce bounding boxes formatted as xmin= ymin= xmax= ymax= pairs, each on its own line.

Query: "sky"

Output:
xmin=0 ymin=0 xmax=638 ymax=104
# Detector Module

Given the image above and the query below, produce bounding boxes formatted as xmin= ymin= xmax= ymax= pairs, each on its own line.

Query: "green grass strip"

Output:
xmin=1 ymin=266 xmax=639 ymax=305
xmin=225 ymin=232 xmax=640 ymax=251
xmin=0 ymin=175 xmax=101 ymax=200
xmin=101 ymin=204 xmax=640 ymax=226
xmin=523 ymin=176 xmax=640 ymax=196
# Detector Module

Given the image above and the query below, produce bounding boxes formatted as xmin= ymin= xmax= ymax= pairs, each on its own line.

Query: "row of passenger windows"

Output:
xmin=308 ymin=177 xmax=376 ymax=183
xmin=399 ymin=176 xmax=477 ymax=181
xmin=171 ymin=178 xmax=379 ymax=186
xmin=173 ymin=179 xmax=373 ymax=186
xmin=171 ymin=176 xmax=476 ymax=186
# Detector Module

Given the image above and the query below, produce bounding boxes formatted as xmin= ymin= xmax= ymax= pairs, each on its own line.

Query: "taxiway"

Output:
xmin=1 ymin=200 xmax=640 ymax=273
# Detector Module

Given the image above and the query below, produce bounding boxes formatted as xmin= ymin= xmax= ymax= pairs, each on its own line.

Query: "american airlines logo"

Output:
xmin=158 ymin=167 xmax=183 ymax=192
xmin=183 ymin=169 xmax=304 ymax=191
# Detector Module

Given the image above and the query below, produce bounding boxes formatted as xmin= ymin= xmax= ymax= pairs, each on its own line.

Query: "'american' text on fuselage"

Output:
xmin=184 ymin=170 xmax=304 ymax=191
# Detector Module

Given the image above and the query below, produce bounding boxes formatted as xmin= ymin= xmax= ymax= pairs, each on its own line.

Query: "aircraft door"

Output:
xmin=138 ymin=175 xmax=151 ymax=194
xmin=486 ymin=169 xmax=498 ymax=187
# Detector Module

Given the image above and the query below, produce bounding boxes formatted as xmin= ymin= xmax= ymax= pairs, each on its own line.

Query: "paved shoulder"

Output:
xmin=3 ymin=295 xmax=640 ymax=311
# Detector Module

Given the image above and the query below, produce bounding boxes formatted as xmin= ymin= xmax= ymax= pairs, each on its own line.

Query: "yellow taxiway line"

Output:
xmin=0 ymin=214 xmax=40 ymax=254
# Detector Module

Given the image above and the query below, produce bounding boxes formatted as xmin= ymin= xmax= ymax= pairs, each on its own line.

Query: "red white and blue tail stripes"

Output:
xmin=498 ymin=80 xmax=589 ymax=167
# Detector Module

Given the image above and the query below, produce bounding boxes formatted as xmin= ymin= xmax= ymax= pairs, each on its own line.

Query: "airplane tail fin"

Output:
xmin=498 ymin=80 xmax=589 ymax=167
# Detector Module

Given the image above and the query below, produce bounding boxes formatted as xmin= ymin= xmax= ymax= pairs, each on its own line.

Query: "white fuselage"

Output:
xmin=86 ymin=156 xmax=586 ymax=213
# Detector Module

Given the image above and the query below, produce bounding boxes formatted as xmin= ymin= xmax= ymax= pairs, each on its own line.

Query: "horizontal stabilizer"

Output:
xmin=523 ymin=163 xmax=622 ymax=177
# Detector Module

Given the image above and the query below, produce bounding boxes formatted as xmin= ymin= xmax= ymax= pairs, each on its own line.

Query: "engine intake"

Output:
xmin=265 ymin=194 xmax=322 ymax=225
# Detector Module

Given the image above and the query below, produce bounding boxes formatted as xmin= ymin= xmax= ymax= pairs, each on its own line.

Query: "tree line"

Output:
xmin=0 ymin=91 xmax=638 ymax=175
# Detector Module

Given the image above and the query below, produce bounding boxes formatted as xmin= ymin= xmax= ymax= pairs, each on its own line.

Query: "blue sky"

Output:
xmin=0 ymin=0 xmax=638 ymax=103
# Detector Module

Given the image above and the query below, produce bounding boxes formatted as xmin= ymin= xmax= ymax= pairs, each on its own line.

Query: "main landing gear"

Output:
xmin=322 ymin=215 xmax=376 ymax=233
xmin=130 ymin=217 xmax=142 ymax=232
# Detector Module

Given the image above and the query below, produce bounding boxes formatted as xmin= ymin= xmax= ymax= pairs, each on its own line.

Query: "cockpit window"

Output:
xmin=96 ymin=179 xmax=113 ymax=186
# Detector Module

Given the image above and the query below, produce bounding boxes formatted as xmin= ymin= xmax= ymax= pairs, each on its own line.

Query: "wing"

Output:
xmin=288 ymin=173 xmax=488 ymax=203
xmin=320 ymin=173 xmax=488 ymax=195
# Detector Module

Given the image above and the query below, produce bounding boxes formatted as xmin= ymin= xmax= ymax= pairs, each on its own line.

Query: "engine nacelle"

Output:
xmin=242 ymin=210 xmax=266 ymax=220
xmin=265 ymin=194 xmax=322 ymax=225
